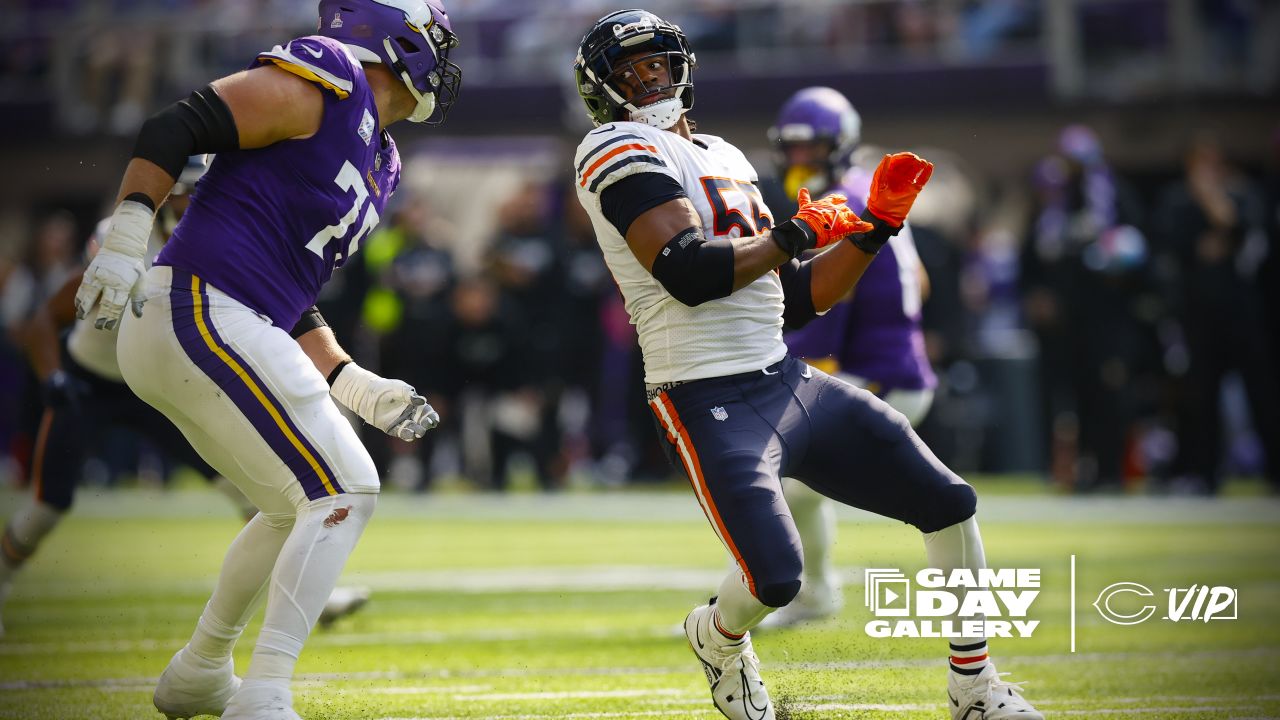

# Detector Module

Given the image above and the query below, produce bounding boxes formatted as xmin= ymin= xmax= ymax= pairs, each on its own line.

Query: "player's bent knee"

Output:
xmin=757 ymin=579 xmax=803 ymax=608
xmin=257 ymin=511 xmax=296 ymax=530
xmin=912 ymin=481 xmax=977 ymax=534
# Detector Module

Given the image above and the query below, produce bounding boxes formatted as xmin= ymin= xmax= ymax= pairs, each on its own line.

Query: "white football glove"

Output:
xmin=329 ymin=362 xmax=440 ymax=441
xmin=74 ymin=200 xmax=152 ymax=329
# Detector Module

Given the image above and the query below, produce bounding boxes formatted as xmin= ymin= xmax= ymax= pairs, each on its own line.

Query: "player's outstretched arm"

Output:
xmin=805 ymin=152 xmax=934 ymax=312
xmin=293 ymin=311 xmax=440 ymax=442
xmin=76 ymin=66 xmax=325 ymax=330
xmin=624 ymin=197 xmax=791 ymax=302
xmin=622 ymin=192 xmax=868 ymax=306
xmin=16 ymin=272 xmax=91 ymax=410
xmin=20 ymin=271 xmax=81 ymax=382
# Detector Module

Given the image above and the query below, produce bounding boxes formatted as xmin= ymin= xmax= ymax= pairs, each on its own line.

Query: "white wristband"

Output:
xmin=102 ymin=200 xmax=155 ymax=260
xmin=329 ymin=362 xmax=374 ymax=415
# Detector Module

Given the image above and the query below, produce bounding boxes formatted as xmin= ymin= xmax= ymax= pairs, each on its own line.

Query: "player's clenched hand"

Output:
xmin=770 ymin=188 xmax=873 ymax=258
xmin=329 ymin=362 xmax=441 ymax=441
xmin=74 ymin=200 xmax=153 ymax=329
xmin=795 ymin=188 xmax=874 ymax=247
xmin=866 ymin=152 xmax=933 ymax=227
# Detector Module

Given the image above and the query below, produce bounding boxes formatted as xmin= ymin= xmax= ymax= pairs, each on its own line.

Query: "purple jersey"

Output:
xmin=157 ymin=36 xmax=401 ymax=330
xmin=785 ymin=168 xmax=936 ymax=393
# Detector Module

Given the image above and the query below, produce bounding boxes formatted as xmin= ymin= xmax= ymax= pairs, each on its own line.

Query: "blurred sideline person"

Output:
xmin=73 ymin=1 xmax=458 ymax=717
xmin=0 ymin=158 xmax=369 ymax=639
xmin=758 ymin=87 xmax=937 ymax=629
xmin=1157 ymin=135 xmax=1280 ymax=493
xmin=571 ymin=10 xmax=1040 ymax=720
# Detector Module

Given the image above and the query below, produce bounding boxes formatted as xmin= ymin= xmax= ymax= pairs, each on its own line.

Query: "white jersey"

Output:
xmin=66 ymin=218 xmax=169 ymax=382
xmin=574 ymin=121 xmax=787 ymax=384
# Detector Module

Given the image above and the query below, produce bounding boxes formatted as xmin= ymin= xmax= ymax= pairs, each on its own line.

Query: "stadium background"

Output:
xmin=0 ymin=1 xmax=1278 ymax=718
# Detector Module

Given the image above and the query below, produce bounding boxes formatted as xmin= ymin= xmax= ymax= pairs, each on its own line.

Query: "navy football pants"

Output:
xmin=31 ymin=355 xmax=218 ymax=511
xmin=649 ymin=355 xmax=975 ymax=607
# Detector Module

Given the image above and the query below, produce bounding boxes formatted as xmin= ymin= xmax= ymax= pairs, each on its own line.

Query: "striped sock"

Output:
xmin=712 ymin=607 xmax=746 ymax=641
xmin=949 ymin=640 xmax=989 ymax=675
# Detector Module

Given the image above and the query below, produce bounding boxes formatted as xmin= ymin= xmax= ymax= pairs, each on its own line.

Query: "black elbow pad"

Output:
xmin=649 ymin=227 xmax=735 ymax=307
xmin=133 ymin=85 xmax=239 ymax=180
xmin=290 ymin=306 xmax=328 ymax=339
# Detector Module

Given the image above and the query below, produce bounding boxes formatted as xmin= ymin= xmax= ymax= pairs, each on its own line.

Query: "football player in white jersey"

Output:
xmin=571 ymin=10 xmax=1043 ymax=720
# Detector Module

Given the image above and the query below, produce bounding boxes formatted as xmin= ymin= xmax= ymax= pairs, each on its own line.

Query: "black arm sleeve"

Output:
xmin=599 ymin=172 xmax=688 ymax=236
xmin=290 ymin=306 xmax=328 ymax=339
xmin=133 ymin=84 xmax=240 ymax=180
xmin=778 ymin=257 xmax=819 ymax=330
xmin=650 ymin=227 xmax=735 ymax=307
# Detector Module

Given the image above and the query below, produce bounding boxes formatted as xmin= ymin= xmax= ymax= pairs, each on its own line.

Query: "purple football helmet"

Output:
xmin=769 ymin=87 xmax=861 ymax=164
xmin=318 ymin=0 xmax=461 ymax=124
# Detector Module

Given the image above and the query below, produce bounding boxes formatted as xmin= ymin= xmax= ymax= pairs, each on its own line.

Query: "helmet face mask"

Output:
xmin=574 ymin=10 xmax=696 ymax=129
xmin=318 ymin=0 xmax=462 ymax=124
xmin=769 ymin=87 xmax=861 ymax=196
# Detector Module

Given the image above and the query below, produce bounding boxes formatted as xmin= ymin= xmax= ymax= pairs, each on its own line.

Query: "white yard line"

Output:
xmin=9 ymin=488 xmax=1277 ymax=525
xmin=4 ymin=647 xmax=1278 ymax=692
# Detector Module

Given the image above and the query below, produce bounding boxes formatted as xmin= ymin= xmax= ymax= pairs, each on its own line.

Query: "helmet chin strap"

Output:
xmin=627 ymin=97 xmax=684 ymax=130
xmin=403 ymin=78 xmax=436 ymax=123
xmin=381 ymin=37 xmax=437 ymax=124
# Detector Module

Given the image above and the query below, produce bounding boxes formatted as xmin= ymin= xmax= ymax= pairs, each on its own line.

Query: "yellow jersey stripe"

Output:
xmin=190 ymin=277 xmax=339 ymax=496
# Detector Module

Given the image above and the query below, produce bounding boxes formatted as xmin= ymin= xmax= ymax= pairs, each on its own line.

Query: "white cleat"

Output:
xmin=755 ymin=577 xmax=844 ymax=630
xmin=947 ymin=663 xmax=1044 ymax=719
xmin=153 ymin=647 xmax=241 ymax=719
xmin=683 ymin=601 xmax=775 ymax=720
xmin=317 ymin=586 xmax=371 ymax=629
xmin=221 ymin=680 xmax=302 ymax=720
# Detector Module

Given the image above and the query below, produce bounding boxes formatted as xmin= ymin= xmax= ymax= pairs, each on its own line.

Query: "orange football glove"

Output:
xmin=794 ymin=187 xmax=874 ymax=245
xmin=865 ymin=152 xmax=934 ymax=227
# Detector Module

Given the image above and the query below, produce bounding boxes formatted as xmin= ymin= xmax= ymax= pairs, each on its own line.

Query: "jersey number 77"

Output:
xmin=306 ymin=160 xmax=381 ymax=266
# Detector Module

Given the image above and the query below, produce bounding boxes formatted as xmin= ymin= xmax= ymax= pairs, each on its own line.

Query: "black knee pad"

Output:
xmin=913 ymin=481 xmax=978 ymax=534
xmin=757 ymin=578 xmax=803 ymax=608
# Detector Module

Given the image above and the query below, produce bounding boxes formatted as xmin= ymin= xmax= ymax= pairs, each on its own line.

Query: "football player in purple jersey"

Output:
xmin=72 ymin=2 xmax=460 ymax=718
xmin=760 ymin=87 xmax=939 ymax=629
xmin=0 ymin=158 xmax=373 ymax=639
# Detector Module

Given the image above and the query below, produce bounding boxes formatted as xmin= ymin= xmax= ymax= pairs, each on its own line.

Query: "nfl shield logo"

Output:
xmin=358 ymin=109 xmax=375 ymax=145
xmin=711 ymin=406 xmax=728 ymax=422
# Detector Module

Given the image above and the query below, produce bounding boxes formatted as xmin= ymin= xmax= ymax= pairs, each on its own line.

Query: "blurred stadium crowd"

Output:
xmin=0 ymin=0 xmax=1277 ymax=496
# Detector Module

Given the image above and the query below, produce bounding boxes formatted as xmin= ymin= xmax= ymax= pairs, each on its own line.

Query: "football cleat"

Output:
xmin=755 ymin=576 xmax=844 ymax=630
xmin=317 ymin=586 xmax=371 ymax=629
xmin=221 ymin=680 xmax=302 ymax=720
xmin=684 ymin=601 xmax=775 ymax=720
xmin=947 ymin=663 xmax=1044 ymax=720
xmin=153 ymin=647 xmax=241 ymax=719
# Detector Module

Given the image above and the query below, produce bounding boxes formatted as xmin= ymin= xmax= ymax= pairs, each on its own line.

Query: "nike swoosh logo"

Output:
xmin=739 ymin=671 xmax=770 ymax=720
xmin=949 ymin=691 xmax=960 ymax=707
xmin=761 ymin=368 xmax=779 ymax=376
xmin=302 ymin=46 xmax=324 ymax=59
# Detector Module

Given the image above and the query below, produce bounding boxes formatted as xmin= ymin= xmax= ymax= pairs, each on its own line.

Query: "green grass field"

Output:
xmin=1 ymin=483 xmax=1278 ymax=719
